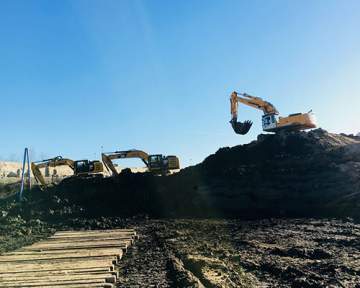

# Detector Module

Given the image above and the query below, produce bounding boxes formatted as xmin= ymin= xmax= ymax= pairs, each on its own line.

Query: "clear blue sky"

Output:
xmin=1 ymin=0 xmax=359 ymax=166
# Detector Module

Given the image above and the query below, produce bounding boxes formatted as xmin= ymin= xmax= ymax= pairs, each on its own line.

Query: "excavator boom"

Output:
xmin=230 ymin=92 xmax=279 ymax=117
xmin=31 ymin=156 xmax=75 ymax=189
xmin=102 ymin=150 xmax=150 ymax=176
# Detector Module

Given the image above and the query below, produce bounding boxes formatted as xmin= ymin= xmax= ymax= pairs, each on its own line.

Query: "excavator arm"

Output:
xmin=102 ymin=150 xmax=150 ymax=176
xmin=230 ymin=91 xmax=279 ymax=134
xmin=31 ymin=162 xmax=47 ymax=188
xmin=31 ymin=156 xmax=75 ymax=189
xmin=101 ymin=154 xmax=119 ymax=176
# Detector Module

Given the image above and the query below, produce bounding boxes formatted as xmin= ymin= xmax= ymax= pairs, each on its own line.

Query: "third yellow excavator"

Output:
xmin=230 ymin=91 xmax=316 ymax=135
xmin=102 ymin=149 xmax=180 ymax=176
xmin=31 ymin=156 xmax=103 ymax=190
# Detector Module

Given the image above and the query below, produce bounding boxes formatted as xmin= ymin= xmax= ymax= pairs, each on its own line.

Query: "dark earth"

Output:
xmin=44 ymin=129 xmax=360 ymax=220
xmin=1 ymin=214 xmax=360 ymax=287
xmin=1 ymin=129 xmax=360 ymax=287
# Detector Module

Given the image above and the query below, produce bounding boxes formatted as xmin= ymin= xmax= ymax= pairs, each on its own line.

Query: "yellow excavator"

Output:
xmin=31 ymin=156 xmax=103 ymax=189
xmin=102 ymin=149 xmax=180 ymax=176
xmin=230 ymin=91 xmax=316 ymax=134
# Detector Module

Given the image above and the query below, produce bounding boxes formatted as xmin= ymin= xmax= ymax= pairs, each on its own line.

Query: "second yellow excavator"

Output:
xmin=230 ymin=91 xmax=316 ymax=134
xmin=31 ymin=156 xmax=103 ymax=189
xmin=102 ymin=149 xmax=180 ymax=176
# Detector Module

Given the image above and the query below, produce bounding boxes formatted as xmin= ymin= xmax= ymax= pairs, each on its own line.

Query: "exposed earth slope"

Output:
xmin=40 ymin=129 xmax=360 ymax=220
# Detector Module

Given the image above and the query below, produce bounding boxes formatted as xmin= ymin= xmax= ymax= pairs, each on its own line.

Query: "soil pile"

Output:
xmin=18 ymin=129 xmax=360 ymax=219
xmin=191 ymin=128 xmax=360 ymax=218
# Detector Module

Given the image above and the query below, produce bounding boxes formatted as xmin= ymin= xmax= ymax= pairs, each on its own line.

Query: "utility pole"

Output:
xmin=19 ymin=148 xmax=31 ymax=201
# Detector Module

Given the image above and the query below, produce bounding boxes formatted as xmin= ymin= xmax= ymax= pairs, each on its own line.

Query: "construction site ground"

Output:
xmin=1 ymin=216 xmax=360 ymax=287
xmin=1 ymin=129 xmax=360 ymax=287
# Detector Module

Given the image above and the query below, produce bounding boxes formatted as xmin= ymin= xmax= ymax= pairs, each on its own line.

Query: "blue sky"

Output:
xmin=1 ymin=0 xmax=359 ymax=166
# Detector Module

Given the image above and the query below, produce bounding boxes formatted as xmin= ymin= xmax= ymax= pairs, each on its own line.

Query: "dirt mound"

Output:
xmin=189 ymin=129 xmax=360 ymax=219
xmin=16 ymin=129 xmax=360 ymax=220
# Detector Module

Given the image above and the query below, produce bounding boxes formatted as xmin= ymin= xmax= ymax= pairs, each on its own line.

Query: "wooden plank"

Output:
xmin=46 ymin=235 xmax=134 ymax=243
xmin=0 ymin=267 xmax=115 ymax=275
xmin=0 ymin=260 xmax=114 ymax=272
xmin=5 ymin=247 xmax=123 ymax=257
xmin=0 ymin=269 xmax=118 ymax=277
xmin=24 ymin=284 xmax=114 ymax=288
xmin=31 ymin=285 xmax=114 ymax=288
xmin=45 ymin=237 xmax=134 ymax=246
xmin=25 ymin=239 xmax=130 ymax=249
xmin=51 ymin=233 xmax=135 ymax=238
xmin=49 ymin=233 xmax=134 ymax=239
xmin=0 ymin=254 xmax=118 ymax=263
xmin=0 ymin=256 xmax=116 ymax=266
xmin=50 ymin=235 xmax=135 ymax=241
xmin=0 ymin=273 xmax=116 ymax=283
xmin=1 ymin=248 xmax=122 ymax=262
xmin=0 ymin=278 xmax=114 ymax=287
xmin=22 ymin=243 xmax=128 ymax=251
xmin=32 ymin=238 xmax=132 ymax=247
xmin=51 ymin=230 xmax=136 ymax=238
xmin=52 ymin=231 xmax=136 ymax=237
xmin=54 ymin=228 xmax=135 ymax=234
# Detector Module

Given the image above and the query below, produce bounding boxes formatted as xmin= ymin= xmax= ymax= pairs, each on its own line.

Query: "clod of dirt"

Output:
xmin=167 ymin=255 xmax=205 ymax=288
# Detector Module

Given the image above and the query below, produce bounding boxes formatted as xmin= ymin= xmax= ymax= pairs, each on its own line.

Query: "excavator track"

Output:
xmin=0 ymin=229 xmax=137 ymax=287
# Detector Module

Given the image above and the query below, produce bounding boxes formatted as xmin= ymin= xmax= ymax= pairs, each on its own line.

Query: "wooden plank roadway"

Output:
xmin=0 ymin=228 xmax=137 ymax=288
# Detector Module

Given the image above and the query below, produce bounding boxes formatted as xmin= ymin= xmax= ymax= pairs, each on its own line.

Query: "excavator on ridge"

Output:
xmin=230 ymin=91 xmax=316 ymax=135
xmin=102 ymin=149 xmax=180 ymax=176
xmin=31 ymin=156 xmax=103 ymax=189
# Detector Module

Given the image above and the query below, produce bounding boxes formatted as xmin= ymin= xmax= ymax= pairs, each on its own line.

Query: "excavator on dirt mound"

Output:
xmin=31 ymin=156 xmax=103 ymax=189
xmin=102 ymin=149 xmax=180 ymax=176
xmin=230 ymin=91 xmax=317 ymax=135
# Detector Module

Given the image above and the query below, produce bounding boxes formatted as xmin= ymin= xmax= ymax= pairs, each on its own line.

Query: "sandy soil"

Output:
xmin=0 ymin=161 xmax=73 ymax=178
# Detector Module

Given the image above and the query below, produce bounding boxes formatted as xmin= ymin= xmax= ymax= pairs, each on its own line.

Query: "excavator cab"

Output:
xmin=262 ymin=114 xmax=277 ymax=131
xmin=148 ymin=154 xmax=180 ymax=175
xmin=74 ymin=160 xmax=103 ymax=176
xmin=148 ymin=155 xmax=165 ymax=170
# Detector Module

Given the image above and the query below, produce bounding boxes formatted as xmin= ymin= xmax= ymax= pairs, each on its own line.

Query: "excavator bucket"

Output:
xmin=230 ymin=119 xmax=253 ymax=135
